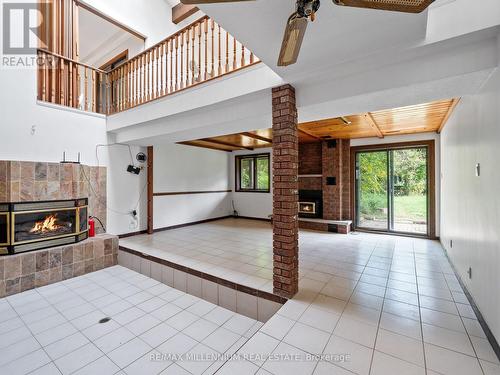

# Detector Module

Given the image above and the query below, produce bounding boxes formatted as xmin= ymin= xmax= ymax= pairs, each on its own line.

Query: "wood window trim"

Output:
xmin=349 ymin=140 xmax=436 ymax=239
xmin=235 ymin=153 xmax=271 ymax=193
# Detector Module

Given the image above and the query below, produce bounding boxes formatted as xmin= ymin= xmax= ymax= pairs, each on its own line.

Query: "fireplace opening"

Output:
xmin=16 ymin=211 xmax=76 ymax=243
xmin=298 ymin=190 xmax=322 ymax=218
xmin=1 ymin=199 xmax=88 ymax=255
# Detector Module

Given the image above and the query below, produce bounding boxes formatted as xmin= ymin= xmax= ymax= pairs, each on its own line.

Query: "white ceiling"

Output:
xmin=198 ymin=0 xmax=428 ymax=83
xmin=78 ymin=7 xmax=144 ymax=66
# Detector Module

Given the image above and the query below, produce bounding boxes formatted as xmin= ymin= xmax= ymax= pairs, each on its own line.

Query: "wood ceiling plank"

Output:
xmin=202 ymin=137 xmax=254 ymax=150
xmin=437 ymin=98 xmax=460 ymax=133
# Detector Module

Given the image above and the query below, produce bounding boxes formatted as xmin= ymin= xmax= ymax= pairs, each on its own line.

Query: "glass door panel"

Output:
xmin=356 ymin=151 xmax=389 ymax=231
xmin=391 ymin=147 xmax=428 ymax=235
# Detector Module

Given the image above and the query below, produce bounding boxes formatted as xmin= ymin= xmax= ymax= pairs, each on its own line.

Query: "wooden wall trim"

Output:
xmin=153 ymin=190 xmax=232 ymax=197
xmin=147 ymin=146 xmax=154 ymax=234
xmin=350 ymin=140 xmax=436 ymax=239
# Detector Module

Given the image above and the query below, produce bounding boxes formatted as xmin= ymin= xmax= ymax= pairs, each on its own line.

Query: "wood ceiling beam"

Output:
xmin=172 ymin=3 xmax=199 ymax=25
xmin=241 ymin=132 xmax=272 ymax=144
xmin=202 ymin=138 xmax=254 ymax=150
xmin=177 ymin=141 xmax=233 ymax=152
xmin=364 ymin=113 xmax=384 ymax=138
xmin=437 ymin=98 xmax=461 ymax=133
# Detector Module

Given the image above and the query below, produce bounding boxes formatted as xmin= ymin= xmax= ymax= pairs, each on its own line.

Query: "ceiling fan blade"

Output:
xmin=180 ymin=0 xmax=255 ymax=4
xmin=332 ymin=0 xmax=435 ymax=13
xmin=277 ymin=14 xmax=308 ymax=67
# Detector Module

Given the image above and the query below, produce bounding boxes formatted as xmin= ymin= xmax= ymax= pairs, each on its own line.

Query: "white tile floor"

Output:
xmin=120 ymin=219 xmax=275 ymax=293
xmin=0 ymin=266 xmax=263 ymax=375
xmin=120 ymin=218 xmax=500 ymax=375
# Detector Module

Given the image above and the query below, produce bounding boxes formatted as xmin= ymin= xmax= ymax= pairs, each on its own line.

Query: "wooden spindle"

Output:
xmin=225 ymin=30 xmax=229 ymax=73
xmin=76 ymin=64 xmax=80 ymax=109
xmin=204 ymin=18 xmax=208 ymax=80
xmin=186 ymin=29 xmax=190 ymax=87
xmin=84 ymin=67 xmax=88 ymax=111
xmin=241 ymin=43 xmax=245 ymax=67
xmin=169 ymin=38 xmax=173 ymax=92
xmin=198 ymin=21 xmax=202 ymax=81
xmin=126 ymin=63 xmax=130 ymax=109
xmin=191 ymin=26 xmax=195 ymax=83
xmin=142 ymin=56 xmax=145 ymax=103
xmin=180 ymin=32 xmax=184 ymax=89
xmin=233 ymin=37 xmax=237 ymax=70
xmin=211 ymin=19 xmax=215 ymax=78
xmin=92 ymin=70 xmax=96 ymax=112
xmin=217 ymin=24 xmax=221 ymax=76
xmin=40 ymin=52 xmax=47 ymax=101
xmin=68 ymin=61 xmax=73 ymax=107
xmin=133 ymin=58 xmax=137 ymax=106
xmin=161 ymin=44 xmax=165 ymax=95
xmin=174 ymin=35 xmax=178 ymax=91
xmin=147 ymin=52 xmax=151 ymax=101
xmin=122 ymin=65 xmax=126 ymax=109
xmin=105 ymin=72 xmax=110 ymax=114
xmin=59 ymin=59 xmax=65 ymax=105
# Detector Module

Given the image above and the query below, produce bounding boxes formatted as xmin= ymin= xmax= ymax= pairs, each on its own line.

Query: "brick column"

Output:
xmin=272 ymin=84 xmax=299 ymax=299
xmin=322 ymin=140 xmax=341 ymax=220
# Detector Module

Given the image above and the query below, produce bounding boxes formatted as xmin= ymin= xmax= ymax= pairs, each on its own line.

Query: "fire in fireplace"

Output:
xmin=298 ymin=190 xmax=322 ymax=218
xmin=299 ymin=202 xmax=316 ymax=215
xmin=0 ymin=199 xmax=88 ymax=255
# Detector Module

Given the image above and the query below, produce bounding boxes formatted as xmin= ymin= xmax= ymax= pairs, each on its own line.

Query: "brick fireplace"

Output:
xmin=298 ymin=139 xmax=352 ymax=233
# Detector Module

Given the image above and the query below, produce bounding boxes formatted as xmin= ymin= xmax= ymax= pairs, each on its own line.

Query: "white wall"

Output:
xmin=352 ymin=133 xmax=441 ymax=237
xmin=81 ymin=0 xmax=202 ymax=48
xmin=0 ymin=67 xmax=148 ymax=236
xmin=230 ymin=148 xmax=273 ymax=219
xmin=440 ymin=59 xmax=500 ymax=341
xmin=153 ymin=143 xmax=231 ymax=229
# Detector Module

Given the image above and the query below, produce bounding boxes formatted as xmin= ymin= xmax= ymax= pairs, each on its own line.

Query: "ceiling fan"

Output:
xmin=180 ymin=0 xmax=435 ymax=66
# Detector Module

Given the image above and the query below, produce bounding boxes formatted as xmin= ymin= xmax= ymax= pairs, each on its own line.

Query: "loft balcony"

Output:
xmin=37 ymin=16 xmax=260 ymax=115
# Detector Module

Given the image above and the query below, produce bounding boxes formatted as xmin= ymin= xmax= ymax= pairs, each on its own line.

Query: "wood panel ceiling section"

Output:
xmin=178 ymin=129 xmax=272 ymax=152
xmin=178 ymin=99 xmax=459 ymax=151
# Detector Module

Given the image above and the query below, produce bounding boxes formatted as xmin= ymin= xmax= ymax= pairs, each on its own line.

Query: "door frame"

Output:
xmin=350 ymin=140 xmax=436 ymax=239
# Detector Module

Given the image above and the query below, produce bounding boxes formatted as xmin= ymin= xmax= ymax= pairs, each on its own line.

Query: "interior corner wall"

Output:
xmin=81 ymin=0 xmax=202 ymax=48
xmin=0 ymin=68 xmax=148 ymax=237
xmin=440 ymin=64 xmax=500 ymax=342
xmin=230 ymin=148 xmax=273 ymax=219
xmin=350 ymin=133 xmax=441 ymax=237
xmin=153 ymin=144 xmax=232 ymax=229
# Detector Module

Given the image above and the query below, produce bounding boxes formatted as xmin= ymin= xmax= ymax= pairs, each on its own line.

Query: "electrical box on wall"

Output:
xmin=326 ymin=177 xmax=336 ymax=185
xmin=327 ymin=140 xmax=337 ymax=148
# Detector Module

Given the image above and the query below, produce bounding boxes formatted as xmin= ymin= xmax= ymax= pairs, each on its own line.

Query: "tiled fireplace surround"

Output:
xmin=0 ymin=160 xmax=119 ymax=298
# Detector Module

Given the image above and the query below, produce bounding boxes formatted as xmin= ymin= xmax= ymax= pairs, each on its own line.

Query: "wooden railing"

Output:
xmin=37 ymin=49 xmax=108 ymax=114
xmin=37 ymin=16 xmax=259 ymax=115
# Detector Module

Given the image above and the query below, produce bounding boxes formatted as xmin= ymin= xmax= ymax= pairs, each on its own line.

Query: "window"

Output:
xmin=235 ymin=154 xmax=270 ymax=192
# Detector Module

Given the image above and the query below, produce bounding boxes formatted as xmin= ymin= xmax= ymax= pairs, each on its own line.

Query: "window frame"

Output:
xmin=235 ymin=153 xmax=271 ymax=193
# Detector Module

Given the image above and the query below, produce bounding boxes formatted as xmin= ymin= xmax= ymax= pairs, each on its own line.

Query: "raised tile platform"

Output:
xmin=0 ymin=234 xmax=118 ymax=297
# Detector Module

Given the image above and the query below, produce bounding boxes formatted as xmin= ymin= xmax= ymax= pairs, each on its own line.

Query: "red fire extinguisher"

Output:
xmin=89 ymin=217 xmax=95 ymax=237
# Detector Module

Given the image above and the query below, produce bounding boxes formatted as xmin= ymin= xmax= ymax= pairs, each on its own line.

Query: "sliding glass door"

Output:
xmin=355 ymin=145 xmax=430 ymax=236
